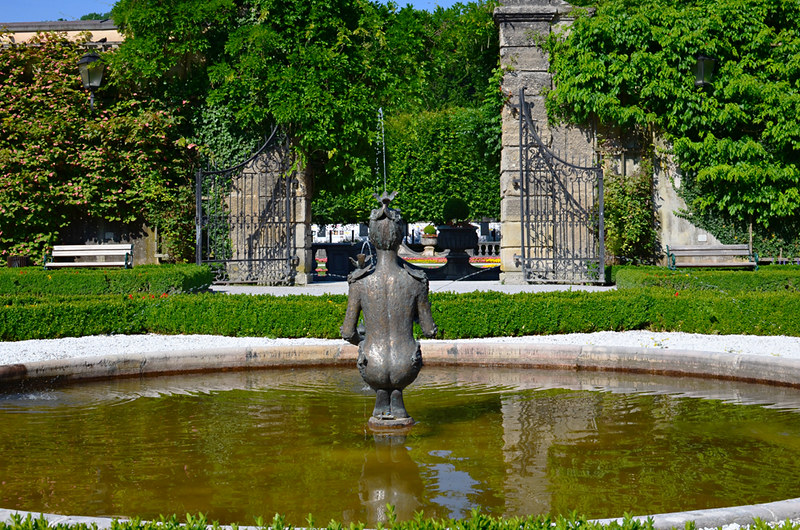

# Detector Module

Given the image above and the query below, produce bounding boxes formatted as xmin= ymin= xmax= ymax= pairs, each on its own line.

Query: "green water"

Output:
xmin=3 ymin=366 xmax=800 ymax=526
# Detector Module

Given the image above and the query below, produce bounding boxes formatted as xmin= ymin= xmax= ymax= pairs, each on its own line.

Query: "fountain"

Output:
xmin=4 ymin=329 xmax=800 ymax=527
xmin=4 ymin=364 xmax=800 ymax=527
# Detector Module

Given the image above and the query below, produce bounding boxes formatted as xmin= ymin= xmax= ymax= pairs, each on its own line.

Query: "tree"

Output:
xmin=545 ymin=0 xmax=800 ymax=235
xmin=109 ymin=0 xmax=502 ymax=225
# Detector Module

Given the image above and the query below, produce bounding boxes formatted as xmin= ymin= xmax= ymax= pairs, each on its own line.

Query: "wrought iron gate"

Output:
xmin=195 ymin=127 xmax=296 ymax=284
xmin=515 ymin=88 xmax=605 ymax=283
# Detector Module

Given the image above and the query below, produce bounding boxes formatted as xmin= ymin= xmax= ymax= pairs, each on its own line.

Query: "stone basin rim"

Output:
xmin=3 ymin=339 xmax=800 ymax=530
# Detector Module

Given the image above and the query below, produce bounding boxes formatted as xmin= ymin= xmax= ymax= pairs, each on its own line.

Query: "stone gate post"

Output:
xmin=494 ymin=0 xmax=596 ymax=283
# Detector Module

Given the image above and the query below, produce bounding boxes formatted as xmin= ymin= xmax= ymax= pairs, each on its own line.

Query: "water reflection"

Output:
xmin=3 ymin=366 xmax=800 ymax=524
xmin=360 ymin=432 xmax=422 ymax=523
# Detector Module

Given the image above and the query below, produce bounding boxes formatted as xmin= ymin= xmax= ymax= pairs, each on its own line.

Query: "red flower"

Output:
xmin=674 ymin=291 xmax=679 ymax=297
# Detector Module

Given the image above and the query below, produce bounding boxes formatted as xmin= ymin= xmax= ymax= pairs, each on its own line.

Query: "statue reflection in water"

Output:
xmin=341 ymin=191 xmax=438 ymax=428
xmin=360 ymin=432 xmax=423 ymax=523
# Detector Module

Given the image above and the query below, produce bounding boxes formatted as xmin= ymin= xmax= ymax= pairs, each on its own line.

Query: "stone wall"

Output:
xmin=494 ymin=0 xmax=597 ymax=283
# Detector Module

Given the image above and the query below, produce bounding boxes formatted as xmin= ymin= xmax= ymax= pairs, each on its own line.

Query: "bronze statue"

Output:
xmin=341 ymin=192 xmax=438 ymax=427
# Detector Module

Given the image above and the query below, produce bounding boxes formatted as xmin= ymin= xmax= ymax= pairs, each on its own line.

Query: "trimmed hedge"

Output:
xmin=1 ymin=289 xmax=799 ymax=341
xmin=614 ymin=265 xmax=800 ymax=292
xmin=431 ymin=289 xmax=800 ymax=338
xmin=0 ymin=265 xmax=214 ymax=295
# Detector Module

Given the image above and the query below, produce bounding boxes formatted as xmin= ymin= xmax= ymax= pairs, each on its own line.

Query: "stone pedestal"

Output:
xmin=291 ymin=167 xmax=314 ymax=285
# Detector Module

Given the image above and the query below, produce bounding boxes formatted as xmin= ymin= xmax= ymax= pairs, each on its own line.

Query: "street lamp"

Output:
xmin=694 ymin=55 xmax=716 ymax=88
xmin=77 ymin=51 xmax=105 ymax=110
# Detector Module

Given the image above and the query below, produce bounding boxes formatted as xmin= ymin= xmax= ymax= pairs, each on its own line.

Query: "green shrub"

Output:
xmin=603 ymin=160 xmax=658 ymax=264
xmin=0 ymin=510 xmax=671 ymax=530
xmin=615 ymin=265 xmax=800 ymax=293
xmin=1 ymin=288 xmax=799 ymax=341
xmin=0 ymin=265 xmax=214 ymax=296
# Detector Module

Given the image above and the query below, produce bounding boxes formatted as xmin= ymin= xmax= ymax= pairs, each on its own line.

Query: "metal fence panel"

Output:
xmin=195 ymin=128 xmax=296 ymax=285
xmin=515 ymin=89 xmax=605 ymax=284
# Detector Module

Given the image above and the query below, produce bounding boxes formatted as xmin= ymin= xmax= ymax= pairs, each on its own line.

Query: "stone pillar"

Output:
xmin=292 ymin=167 xmax=314 ymax=285
xmin=494 ymin=0 xmax=596 ymax=283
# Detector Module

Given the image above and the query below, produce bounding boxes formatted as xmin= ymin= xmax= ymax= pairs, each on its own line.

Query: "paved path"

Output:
xmin=209 ymin=279 xmax=616 ymax=296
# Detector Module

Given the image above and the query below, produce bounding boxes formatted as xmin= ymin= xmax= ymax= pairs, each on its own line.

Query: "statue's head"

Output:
xmin=369 ymin=191 xmax=403 ymax=251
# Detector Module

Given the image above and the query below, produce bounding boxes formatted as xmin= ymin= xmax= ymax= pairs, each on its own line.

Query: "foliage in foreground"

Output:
xmin=3 ymin=511 xmax=800 ymax=530
xmin=0 ymin=510 xmax=658 ymax=530
xmin=1 ymin=287 xmax=799 ymax=341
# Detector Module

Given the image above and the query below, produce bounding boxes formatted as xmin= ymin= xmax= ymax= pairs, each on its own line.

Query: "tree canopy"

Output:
xmin=545 ymin=0 xmax=800 ymax=235
xmin=110 ymin=0 xmax=501 ymax=223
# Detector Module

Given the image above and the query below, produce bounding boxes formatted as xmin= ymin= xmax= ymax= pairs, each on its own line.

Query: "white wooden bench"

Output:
xmin=665 ymin=244 xmax=758 ymax=271
xmin=43 ymin=244 xmax=134 ymax=269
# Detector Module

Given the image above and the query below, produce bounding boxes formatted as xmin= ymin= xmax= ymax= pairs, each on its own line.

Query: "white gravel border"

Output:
xmin=2 ymin=331 xmax=800 ymax=366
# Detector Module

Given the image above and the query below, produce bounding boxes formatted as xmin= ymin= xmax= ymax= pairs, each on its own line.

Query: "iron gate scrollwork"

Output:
xmin=195 ymin=127 xmax=297 ymax=285
xmin=515 ymin=88 xmax=605 ymax=283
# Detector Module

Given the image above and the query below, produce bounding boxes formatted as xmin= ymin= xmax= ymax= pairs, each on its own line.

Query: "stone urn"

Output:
xmin=420 ymin=234 xmax=437 ymax=247
xmin=420 ymin=232 xmax=437 ymax=257
xmin=436 ymin=225 xmax=478 ymax=253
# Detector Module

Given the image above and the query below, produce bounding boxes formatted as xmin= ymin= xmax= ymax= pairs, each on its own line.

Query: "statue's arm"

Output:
xmin=340 ymin=286 xmax=362 ymax=345
xmin=416 ymin=286 xmax=438 ymax=338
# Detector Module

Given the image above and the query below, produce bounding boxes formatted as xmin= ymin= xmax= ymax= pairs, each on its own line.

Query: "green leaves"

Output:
xmin=0 ymin=36 xmax=197 ymax=263
xmin=546 ymin=0 xmax=800 ymax=232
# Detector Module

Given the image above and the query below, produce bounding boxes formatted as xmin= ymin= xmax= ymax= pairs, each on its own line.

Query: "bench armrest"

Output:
xmin=665 ymin=246 xmax=676 ymax=271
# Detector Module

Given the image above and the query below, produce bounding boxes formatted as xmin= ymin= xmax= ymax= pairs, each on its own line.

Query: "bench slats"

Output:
xmin=46 ymin=262 xmax=129 ymax=268
xmin=668 ymin=244 xmax=749 ymax=251
xmin=673 ymin=261 xmax=757 ymax=268
xmin=666 ymin=244 xmax=757 ymax=271
xmin=44 ymin=243 xmax=134 ymax=269
xmin=52 ymin=244 xmax=134 ymax=251
xmin=52 ymin=249 xmax=131 ymax=257
xmin=668 ymin=249 xmax=751 ymax=257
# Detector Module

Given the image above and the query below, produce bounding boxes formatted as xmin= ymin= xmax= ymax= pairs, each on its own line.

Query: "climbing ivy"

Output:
xmin=603 ymin=155 xmax=659 ymax=264
xmin=0 ymin=33 xmax=197 ymax=263
xmin=545 ymin=0 xmax=800 ymax=237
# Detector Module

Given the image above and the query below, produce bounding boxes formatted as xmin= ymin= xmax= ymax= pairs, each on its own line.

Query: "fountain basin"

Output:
xmin=3 ymin=341 xmax=800 ymax=529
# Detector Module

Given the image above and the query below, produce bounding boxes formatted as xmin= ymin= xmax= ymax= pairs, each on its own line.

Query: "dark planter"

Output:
xmin=436 ymin=226 xmax=478 ymax=253
xmin=423 ymin=226 xmax=498 ymax=281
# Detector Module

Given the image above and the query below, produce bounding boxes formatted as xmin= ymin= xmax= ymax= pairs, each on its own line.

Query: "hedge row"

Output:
xmin=614 ymin=265 xmax=800 ymax=292
xmin=1 ymin=288 xmax=798 ymax=341
xmin=0 ymin=265 xmax=214 ymax=295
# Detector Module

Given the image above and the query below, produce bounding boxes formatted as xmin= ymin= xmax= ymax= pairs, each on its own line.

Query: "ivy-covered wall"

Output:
xmin=0 ymin=33 xmax=196 ymax=265
xmin=544 ymin=0 xmax=800 ymax=261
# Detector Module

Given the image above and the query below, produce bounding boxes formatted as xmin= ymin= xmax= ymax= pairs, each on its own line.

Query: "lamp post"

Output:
xmin=694 ymin=55 xmax=716 ymax=88
xmin=77 ymin=51 xmax=105 ymax=110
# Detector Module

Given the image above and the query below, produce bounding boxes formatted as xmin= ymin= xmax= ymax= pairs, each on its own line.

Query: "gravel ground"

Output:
xmin=2 ymin=331 xmax=800 ymax=365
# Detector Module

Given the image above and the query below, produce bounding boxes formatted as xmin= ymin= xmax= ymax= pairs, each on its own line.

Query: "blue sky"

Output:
xmin=0 ymin=0 xmax=466 ymax=23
